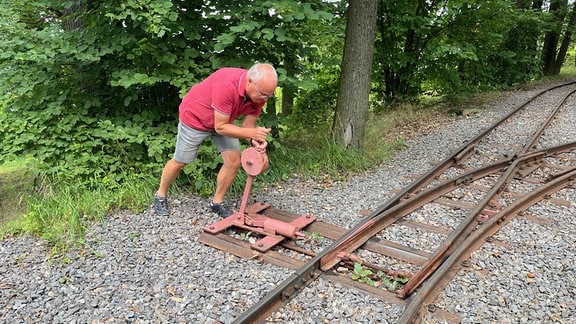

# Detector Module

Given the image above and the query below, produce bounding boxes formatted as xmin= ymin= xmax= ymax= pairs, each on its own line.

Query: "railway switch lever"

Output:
xmin=203 ymin=147 xmax=315 ymax=252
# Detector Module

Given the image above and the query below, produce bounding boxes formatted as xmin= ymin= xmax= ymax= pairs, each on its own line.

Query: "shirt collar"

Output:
xmin=238 ymin=71 xmax=249 ymax=102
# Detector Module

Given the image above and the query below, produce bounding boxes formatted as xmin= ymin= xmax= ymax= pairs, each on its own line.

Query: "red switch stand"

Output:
xmin=203 ymin=147 xmax=316 ymax=252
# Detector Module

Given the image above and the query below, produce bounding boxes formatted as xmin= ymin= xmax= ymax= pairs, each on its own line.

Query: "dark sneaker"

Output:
xmin=210 ymin=201 xmax=233 ymax=218
xmin=154 ymin=194 xmax=169 ymax=215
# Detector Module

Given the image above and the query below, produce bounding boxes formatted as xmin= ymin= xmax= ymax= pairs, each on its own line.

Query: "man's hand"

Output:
xmin=251 ymin=126 xmax=270 ymax=152
xmin=253 ymin=126 xmax=271 ymax=143
xmin=251 ymin=138 xmax=268 ymax=152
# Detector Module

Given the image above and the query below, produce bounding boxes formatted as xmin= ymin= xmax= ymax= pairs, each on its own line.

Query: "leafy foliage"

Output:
xmin=351 ymin=262 xmax=409 ymax=291
xmin=352 ymin=262 xmax=375 ymax=286
xmin=1 ymin=0 xmax=561 ymax=193
xmin=0 ymin=0 xmax=573 ymax=248
xmin=372 ymin=0 xmax=551 ymax=101
xmin=0 ymin=0 xmax=335 ymax=194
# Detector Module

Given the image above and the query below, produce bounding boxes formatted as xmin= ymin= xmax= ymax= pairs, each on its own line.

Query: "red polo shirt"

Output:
xmin=179 ymin=68 xmax=264 ymax=131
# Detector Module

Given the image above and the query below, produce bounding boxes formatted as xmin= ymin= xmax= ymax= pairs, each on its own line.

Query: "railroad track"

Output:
xmin=199 ymin=80 xmax=576 ymax=323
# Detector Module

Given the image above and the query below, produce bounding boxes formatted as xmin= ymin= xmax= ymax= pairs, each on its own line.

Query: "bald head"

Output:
xmin=246 ymin=63 xmax=277 ymax=103
xmin=247 ymin=63 xmax=277 ymax=84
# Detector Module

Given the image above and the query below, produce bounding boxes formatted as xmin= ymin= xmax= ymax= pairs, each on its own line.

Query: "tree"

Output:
xmin=374 ymin=0 xmax=440 ymax=99
xmin=541 ymin=0 xmax=576 ymax=75
xmin=210 ymin=0 xmax=335 ymax=138
xmin=332 ymin=0 xmax=378 ymax=149
xmin=0 ymin=0 xmax=337 ymax=192
xmin=1 ymin=0 xmax=571 ymax=192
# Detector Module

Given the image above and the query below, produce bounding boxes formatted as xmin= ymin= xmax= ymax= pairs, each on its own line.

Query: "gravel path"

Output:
xmin=1 ymin=79 xmax=575 ymax=323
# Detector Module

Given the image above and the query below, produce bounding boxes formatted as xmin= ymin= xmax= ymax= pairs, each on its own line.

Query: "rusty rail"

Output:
xmin=399 ymin=156 xmax=576 ymax=323
xmin=230 ymin=81 xmax=576 ymax=323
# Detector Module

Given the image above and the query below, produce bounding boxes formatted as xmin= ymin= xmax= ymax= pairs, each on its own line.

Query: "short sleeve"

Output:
xmin=211 ymin=81 xmax=237 ymax=116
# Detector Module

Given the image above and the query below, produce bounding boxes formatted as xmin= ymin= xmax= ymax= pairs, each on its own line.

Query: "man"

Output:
xmin=154 ymin=63 xmax=276 ymax=217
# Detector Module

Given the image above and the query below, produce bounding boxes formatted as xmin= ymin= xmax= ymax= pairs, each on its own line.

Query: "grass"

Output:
xmin=0 ymin=101 xmax=450 ymax=252
xmin=0 ymin=158 xmax=37 ymax=227
xmin=0 ymin=170 xmax=156 ymax=249
xmin=0 ymin=120 xmax=404 ymax=251
xmin=559 ymin=65 xmax=576 ymax=78
xmin=1 ymin=72 xmax=574 ymax=252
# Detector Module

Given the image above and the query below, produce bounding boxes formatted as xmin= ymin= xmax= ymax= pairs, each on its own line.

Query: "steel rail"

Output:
xmin=319 ymin=158 xmax=513 ymax=270
xmin=324 ymin=81 xmax=576 ymax=239
xmin=232 ymin=146 xmax=571 ymax=323
xmin=231 ymin=81 xmax=576 ymax=323
xmin=399 ymin=148 xmax=576 ymax=323
xmin=397 ymin=83 xmax=576 ymax=297
xmin=391 ymin=86 xmax=575 ymax=297
xmin=397 ymin=143 xmax=576 ymax=298
xmin=522 ymin=88 xmax=576 ymax=152
xmin=320 ymin=82 xmax=576 ymax=272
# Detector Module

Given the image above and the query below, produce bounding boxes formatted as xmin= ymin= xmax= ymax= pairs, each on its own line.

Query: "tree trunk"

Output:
xmin=332 ymin=0 xmax=378 ymax=150
xmin=552 ymin=3 xmax=576 ymax=74
xmin=262 ymin=97 xmax=280 ymax=141
xmin=541 ymin=0 xmax=568 ymax=76
xmin=281 ymin=51 xmax=297 ymax=117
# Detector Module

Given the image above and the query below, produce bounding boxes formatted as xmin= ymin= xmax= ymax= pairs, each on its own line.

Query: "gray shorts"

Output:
xmin=173 ymin=121 xmax=240 ymax=164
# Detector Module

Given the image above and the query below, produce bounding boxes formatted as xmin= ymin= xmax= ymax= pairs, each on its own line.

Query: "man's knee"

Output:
xmin=169 ymin=159 xmax=188 ymax=170
xmin=221 ymin=152 xmax=241 ymax=169
xmin=225 ymin=158 xmax=241 ymax=170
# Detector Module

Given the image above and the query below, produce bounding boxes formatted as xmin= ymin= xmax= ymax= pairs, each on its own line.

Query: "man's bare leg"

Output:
xmin=157 ymin=159 xmax=187 ymax=198
xmin=212 ymin=150 xmax=241 ymax=203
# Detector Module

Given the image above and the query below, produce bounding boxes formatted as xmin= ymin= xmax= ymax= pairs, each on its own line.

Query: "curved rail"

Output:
xmin=231 ymin=81 xmax=576 ymax=323
xmin=319 ymin=82 xmax=576 ymax=271
xmin=399 ymin=143 xmax=576 ymax=323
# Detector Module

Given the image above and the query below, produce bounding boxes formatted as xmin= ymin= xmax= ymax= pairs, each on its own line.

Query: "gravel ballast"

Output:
xmin=1 ymin=79 xmax=575 ymax=323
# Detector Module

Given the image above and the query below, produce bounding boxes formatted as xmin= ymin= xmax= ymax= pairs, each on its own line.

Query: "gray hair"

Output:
xmin=247 ymin=63 xmax=277 ymax=82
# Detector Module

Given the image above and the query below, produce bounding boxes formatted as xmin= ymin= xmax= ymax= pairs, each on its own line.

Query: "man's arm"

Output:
xmin=213 ymin=111 xmax=270 ymax=143
xmin=241 ymin=114 xmax=258 ymax=129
